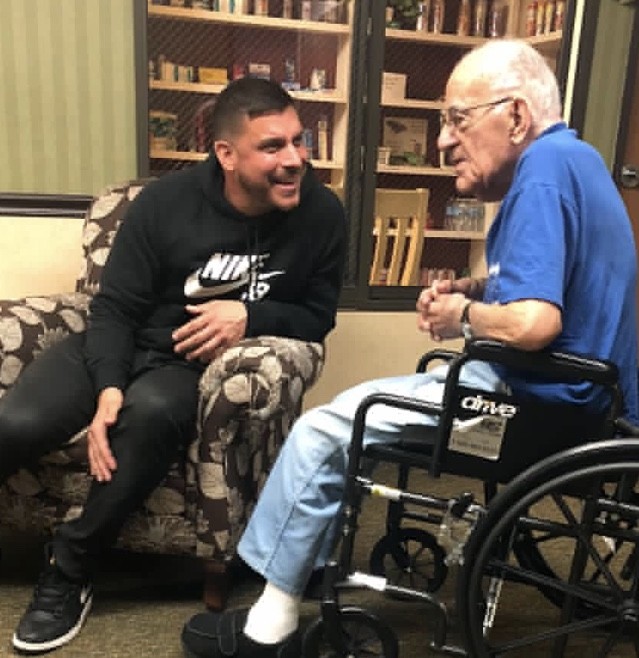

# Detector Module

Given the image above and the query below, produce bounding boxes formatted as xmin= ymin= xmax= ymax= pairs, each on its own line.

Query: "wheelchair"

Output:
xmin=301 ymin=339 xmax=639 ymax=657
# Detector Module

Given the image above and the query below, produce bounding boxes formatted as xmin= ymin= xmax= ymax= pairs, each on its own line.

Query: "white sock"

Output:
xmin=243 ymin=581 xmax=301 ymax=645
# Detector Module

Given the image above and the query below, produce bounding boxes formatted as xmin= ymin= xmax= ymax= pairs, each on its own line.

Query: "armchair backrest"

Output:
xmin=75 ymin=179 xmax=155 ymax=296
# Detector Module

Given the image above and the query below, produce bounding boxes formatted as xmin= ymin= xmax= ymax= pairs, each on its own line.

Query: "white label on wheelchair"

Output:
xmin=448 ymin=415 xmax=507 ymax=460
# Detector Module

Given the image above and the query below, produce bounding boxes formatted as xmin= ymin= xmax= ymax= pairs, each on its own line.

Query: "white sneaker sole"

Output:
xmin=11 ymin=593 xmax=93 ymax=654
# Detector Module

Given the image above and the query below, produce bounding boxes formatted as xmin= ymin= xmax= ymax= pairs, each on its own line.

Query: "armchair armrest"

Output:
xmin=189 ymin=336 xmax=325 ymax=559
xmin=0 ymin=293 xmax=90 ymax=394
xmin=197 ymin=335 xmax=325 ymax=440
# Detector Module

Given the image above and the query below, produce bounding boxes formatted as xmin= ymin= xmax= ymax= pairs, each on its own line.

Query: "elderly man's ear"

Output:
xmin=509 ymin=98 xmax=531 ymax=144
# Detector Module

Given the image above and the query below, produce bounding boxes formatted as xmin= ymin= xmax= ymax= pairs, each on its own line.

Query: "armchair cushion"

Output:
xmin=75 ymin=179 xmax=154 ymax=296
xmin=0 ymin=293 xmax=90 ymax=397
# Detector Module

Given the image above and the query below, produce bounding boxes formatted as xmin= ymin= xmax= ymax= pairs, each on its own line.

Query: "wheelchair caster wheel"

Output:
xmin=302 ymin=607 xmax=398 ymax=657
xmin=369 ymin=527 xmax=448 ymax=593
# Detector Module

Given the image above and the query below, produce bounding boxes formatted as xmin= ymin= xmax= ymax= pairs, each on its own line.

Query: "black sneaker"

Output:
xmin=12 ymin=551 xmax=93 ymax=654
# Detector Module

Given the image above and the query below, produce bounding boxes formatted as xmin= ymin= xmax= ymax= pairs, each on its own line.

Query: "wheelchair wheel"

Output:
xmin=302 ymin=607 xmax=399 ymax=658
xmin=457 ymin=439 xmax=639 ymax=657
xmin=369 ymin=527 xmax=448 ymax=594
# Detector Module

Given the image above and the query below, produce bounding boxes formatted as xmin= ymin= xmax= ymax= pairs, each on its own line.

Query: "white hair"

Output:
xmin=455 ymin=39 xmax=562 ymax=129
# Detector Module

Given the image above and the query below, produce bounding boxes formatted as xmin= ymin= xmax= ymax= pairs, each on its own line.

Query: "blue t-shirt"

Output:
xmin=484 ymin=123 xmax=638 ymax=424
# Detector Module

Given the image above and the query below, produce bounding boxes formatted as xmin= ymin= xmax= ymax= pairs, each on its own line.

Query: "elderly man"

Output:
xmin=181 ymin=38 xmax=638 ymax=658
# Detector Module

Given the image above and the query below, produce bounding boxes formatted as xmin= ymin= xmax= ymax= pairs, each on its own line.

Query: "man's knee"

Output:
xmin=0 ymin=404 xmax=48 ymax=447
xmin=286 ymin=405 xmax=351 ymax=459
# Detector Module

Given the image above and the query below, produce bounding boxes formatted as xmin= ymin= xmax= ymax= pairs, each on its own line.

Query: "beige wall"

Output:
xmin=0 ymin=216 xmax=84 ymax=298
xmin=305 ymin=312 xmax=463 ymax=409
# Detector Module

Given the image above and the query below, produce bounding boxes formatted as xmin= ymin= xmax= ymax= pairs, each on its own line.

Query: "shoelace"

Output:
xmin=29 ymin=566 xmax=79 ymax=616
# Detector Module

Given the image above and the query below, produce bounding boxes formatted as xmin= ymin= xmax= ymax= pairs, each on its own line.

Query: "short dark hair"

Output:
xmin=211 ymin=77 xmax=296 ymax=140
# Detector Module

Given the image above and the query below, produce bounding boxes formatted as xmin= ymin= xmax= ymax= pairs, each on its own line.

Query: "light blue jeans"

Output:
xmin=237 ymin=361 xmax=506 ymax=595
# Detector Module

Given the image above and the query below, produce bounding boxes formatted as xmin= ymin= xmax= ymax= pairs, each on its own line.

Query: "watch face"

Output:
xmin=462 ymin=322 xmax=473 ymax=340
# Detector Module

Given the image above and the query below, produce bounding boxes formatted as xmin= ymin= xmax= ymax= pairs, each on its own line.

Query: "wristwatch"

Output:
xmin=460 ymin=300 xmax=474 ymax=340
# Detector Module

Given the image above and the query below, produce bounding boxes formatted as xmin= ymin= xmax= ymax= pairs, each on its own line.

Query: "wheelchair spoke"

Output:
xmin=595 ymin=627 xmax=625 ymax=658
xmin=486 ymin=557 xmax=618 ymax=612
xmin=551 ymin=493 xmax=626 ymax=601
xmin=487 ymin=614 xmax=618 ymax=654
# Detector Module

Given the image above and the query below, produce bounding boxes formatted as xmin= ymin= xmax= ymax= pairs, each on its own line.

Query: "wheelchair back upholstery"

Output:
xmin=437 ymin=386 xmax=612 ymax=483
xmin=431 ymin=341 xmax=622 ymax=482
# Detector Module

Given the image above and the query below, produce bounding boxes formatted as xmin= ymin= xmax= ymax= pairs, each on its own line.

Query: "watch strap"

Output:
xmin=460 ymin=300 xmax=473 ymax=324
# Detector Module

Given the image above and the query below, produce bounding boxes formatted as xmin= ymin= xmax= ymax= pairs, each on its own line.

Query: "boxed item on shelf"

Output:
xmin=382 ymin=116 xmax=427 ymax=166
xmin=381 ymin=72 xmax=407 ymax=102
xmin=149 ymin=110 xmax=178 ymax=151
xmin=198 ymin=66 xmax=228 ymax=85
xmin=248 ymin=62 xmax=271 ymax=80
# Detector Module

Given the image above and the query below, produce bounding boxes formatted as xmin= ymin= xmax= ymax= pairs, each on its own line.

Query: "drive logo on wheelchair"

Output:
xmin=449 ymin=394 xmax=520 ymax=461
xmin=459 ymin=394 xmax=518 ymax=419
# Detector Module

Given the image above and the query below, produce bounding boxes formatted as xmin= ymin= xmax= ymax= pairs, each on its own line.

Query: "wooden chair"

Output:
xmin=370 ymin=188 xmax=429 ymax=286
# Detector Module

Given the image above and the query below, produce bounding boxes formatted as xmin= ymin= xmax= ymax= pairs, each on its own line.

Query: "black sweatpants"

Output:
xmin=0 ymin=332 xmax=202 ymax=580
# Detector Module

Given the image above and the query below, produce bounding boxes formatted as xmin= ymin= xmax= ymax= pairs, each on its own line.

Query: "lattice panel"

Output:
xmin=374 ymin=32 xmax=473 ymax=285
xmin=147 ymin=4 xmax=346 ymax=183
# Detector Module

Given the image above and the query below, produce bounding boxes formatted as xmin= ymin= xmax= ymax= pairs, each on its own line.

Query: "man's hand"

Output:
xmin=88 ymin=387 xmax=123 ymax=482
xmin=417 ymin=281 xmax=468 ymax=341
xmin=172 ymin=300 xmax=248 ymax=363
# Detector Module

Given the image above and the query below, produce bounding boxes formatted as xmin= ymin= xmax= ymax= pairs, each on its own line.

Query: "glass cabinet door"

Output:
xmin=363 ymin=0 xmax=572 ymax=303
xmin=142 ymin=0 xmax=354 ymax=194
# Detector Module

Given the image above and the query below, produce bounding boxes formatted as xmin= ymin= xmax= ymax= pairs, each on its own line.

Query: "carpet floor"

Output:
xmin=0 ymin=469 xmax=635 ymax=657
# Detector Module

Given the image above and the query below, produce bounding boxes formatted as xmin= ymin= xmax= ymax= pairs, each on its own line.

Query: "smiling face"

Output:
xmin=437 ymin=68 xmax=528 ymax=202
xmin=214 ymin=106 xmax=307 ymax=216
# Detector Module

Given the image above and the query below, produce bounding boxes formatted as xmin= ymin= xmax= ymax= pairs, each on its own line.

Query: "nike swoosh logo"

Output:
xmin=184 ymin=272 xmax=250 ymax=298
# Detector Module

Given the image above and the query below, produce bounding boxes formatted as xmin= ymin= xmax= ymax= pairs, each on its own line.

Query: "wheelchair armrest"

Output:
xmin=416 ymin=348 xmax=460 ymax=373
xmin=463 ymin=339 xmax=619 ymax=386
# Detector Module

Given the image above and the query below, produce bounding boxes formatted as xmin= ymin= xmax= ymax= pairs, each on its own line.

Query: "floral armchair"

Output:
xmin=0 ymin=181 xmax=325 ymax=609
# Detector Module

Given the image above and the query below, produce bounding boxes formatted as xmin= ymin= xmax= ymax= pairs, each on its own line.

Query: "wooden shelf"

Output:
xmin=376 ymin=228 xmax=485 ymax=240
xmin=381 ymin=98 xmax=443 ymax=111
xmin=424 ymin=229 xmax=485 ymax=240
xmin=290 ymin=89 xmax=348 ymax=104
xmin=150 ymin=80 xmax=225 ymax=94
xmin=525 ymin=30 xmax=563 ymax=52
xmin=384 ymin=27 xmax=562 ymax=51
xmin=150 ymin=149 xmax=342 ymax=170
xmin=150 ymin=80 xmax=348 ymax=103
xmin=151 ymin=149 xmax=206 ymax=162
xmin=385 ymin=28 xmax=486 ymax=48
xmin=148 ymin=4 xmax=350 ymax=34
xmin=377 ymin=164 xmax=455 ymax=177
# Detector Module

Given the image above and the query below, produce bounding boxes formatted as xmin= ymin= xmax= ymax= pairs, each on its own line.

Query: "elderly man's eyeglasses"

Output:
xmin=440 ymin=96 xmax=514 ymax=131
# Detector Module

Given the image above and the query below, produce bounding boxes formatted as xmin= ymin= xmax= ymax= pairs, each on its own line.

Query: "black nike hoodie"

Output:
xmin=84 ymin=155 xmax=347 ymax=394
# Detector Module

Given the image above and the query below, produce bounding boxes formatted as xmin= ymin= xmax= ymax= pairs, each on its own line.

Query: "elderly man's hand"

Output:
xmin=417 ymin=281 xmax=467 ymax=341
xmin=172 ymin=300 xmax=248 ymax=363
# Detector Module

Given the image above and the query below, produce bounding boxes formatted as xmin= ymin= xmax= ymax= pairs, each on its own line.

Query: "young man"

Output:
xmin=2 ymin=76 xmax=346 ymax=654
xmin=181 ymin=39 xmax=638 ymax=658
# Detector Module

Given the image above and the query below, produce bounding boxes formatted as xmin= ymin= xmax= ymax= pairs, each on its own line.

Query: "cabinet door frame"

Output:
xmin=134 ymin=0 xmax=150 ymax=178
